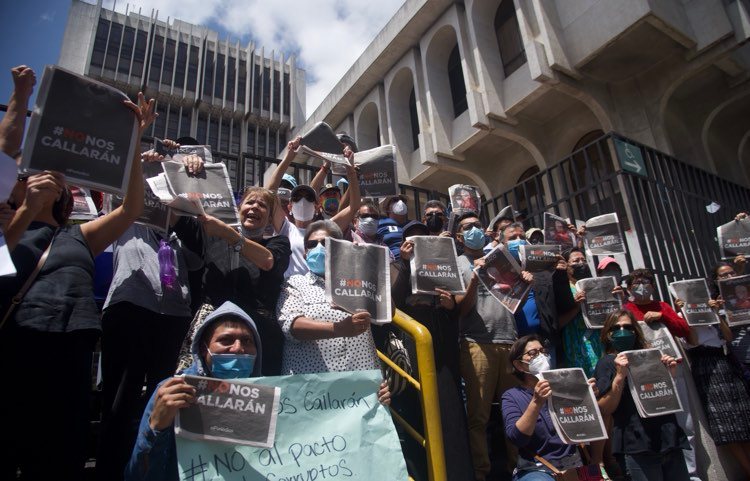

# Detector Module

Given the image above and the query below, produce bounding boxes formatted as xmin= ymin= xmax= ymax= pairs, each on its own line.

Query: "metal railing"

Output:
xmin=482 ymin=131 xmax=750 ymax=301
xmin=377 ymin=309 xmax=446 ymax=481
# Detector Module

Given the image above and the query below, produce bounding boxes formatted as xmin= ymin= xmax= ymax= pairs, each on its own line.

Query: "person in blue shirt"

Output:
xmin=378 ymin=194 xmax=410 ymax=261
xmin=125 ymin=301 xmax=263 ymax=481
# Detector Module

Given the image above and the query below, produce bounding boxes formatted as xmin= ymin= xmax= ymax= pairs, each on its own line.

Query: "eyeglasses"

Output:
xmin=459 ymin=221 xmax=482 ymax=232
xmin=520 ymin=347 xmax=548 ymax=360
xmin=305 ymin=239 xmax=325 ymax=250
xmin=631 ymin=278 xmax=652 ymax=286
xmin=425 ymin=212 xmax=445 ymax=218
xmin=358 ymin=214 xmax=379 ymax=220
xmin=611 ymin=324 xmax=635 ymax=332
xmin=718 ymin=271 xmax=736 ymax=279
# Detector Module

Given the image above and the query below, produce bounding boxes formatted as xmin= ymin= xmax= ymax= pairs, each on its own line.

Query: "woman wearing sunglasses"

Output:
xmin=501 ymin=334 xmax=588 ymax=480
xmin=594 ymin=309 xmax=688 ymax=481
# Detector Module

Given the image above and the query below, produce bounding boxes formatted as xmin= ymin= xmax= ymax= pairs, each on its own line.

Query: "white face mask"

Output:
xmin=391 ymin=200 xmax=407 ymax=216
xmin=291 ymin=199 xmax=316 ymax=222
xmin=358 ymin=217 xmax=378 ymax=237
xmin=527 ymin=354 xmax=551 ymax=375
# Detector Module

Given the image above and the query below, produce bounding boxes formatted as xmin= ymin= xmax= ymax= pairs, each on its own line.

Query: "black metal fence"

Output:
xmin=482 ymin=131 xmax=750 ymax=300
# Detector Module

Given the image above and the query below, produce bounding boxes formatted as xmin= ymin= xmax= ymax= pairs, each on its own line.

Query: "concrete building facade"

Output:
xmin=58 ymin=0 xmax=306 ymax=187
xmin=295 ymin=0 xmax=750 ymax=214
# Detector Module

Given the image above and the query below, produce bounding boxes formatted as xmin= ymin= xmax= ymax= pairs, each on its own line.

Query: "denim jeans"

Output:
xmin=624 ymin=450 xmax=690 ymax=481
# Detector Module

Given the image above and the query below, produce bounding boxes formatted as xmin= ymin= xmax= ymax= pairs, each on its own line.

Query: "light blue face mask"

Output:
xmin=208 ymin=350 xmax=256 ymax=379
xmin=306 ymin=243 xmax=326 ymax=275
xmin=463 ymin=226 xmax=486 ymax=250
xmin=506 ymin=239 xmax=527 ymax=261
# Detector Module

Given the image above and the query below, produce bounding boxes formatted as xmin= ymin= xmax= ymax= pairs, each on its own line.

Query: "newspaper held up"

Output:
xmin=718 ymin=274 xmax=750 ymax=327
xmin=717 ymin=217 xmax=750 ymax=259
xmin=584 ymin=213 xmax=626 ymax=256
xmin=353 ymin=145 xmax=398 ymax=198
xmin=668 ymin=279 xmax=720 ymax=326
xmin=175 ymin=375 xmax=280 ymax=447
xmin=519 ymin=244 xmax=561 ymax=273
xmin=448 ymin=184 xmax=481 ymax=215
xmin=325 ymin=238 xmax=392 ymax=324
xmin=575 ymin=277 xmax=622 ymax=329
xmin=638 ymin=321 xmax=683 ymax=360
xmin=154 ymin=138 xmax=214 ymax=164
xmin=21 ymin=65 xmax=138 ymax=194
xmin=543 ymin=212 xmax=575 ymax=249
xmin=474 ymin=244 xmax=530 ymax=314
xmin=409 ymin=235 xmax=466 ymax=295
xmin=539 ymin=368 xmax=608 ymax=444
xmin=623 ymin=348 xmax=683 ymax=418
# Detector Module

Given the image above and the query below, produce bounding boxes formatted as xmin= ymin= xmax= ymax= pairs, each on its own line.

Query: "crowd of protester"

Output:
xmin=1 ymin=65 xmax=750 ymax=481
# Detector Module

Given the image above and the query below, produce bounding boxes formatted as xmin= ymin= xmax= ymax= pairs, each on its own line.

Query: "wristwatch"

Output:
xmin=231 ymin=232 xmax=243 ymax=252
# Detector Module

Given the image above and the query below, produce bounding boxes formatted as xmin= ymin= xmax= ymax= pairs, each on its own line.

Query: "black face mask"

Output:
xmin=572 ymin=263 xmax=592 ymax=280
xmin=425 ymin=214 xmax=444 ymax=233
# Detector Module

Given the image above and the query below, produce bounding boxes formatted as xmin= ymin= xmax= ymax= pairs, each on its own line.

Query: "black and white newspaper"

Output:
xmin=638 ymin=321 xmax=683 ymax=360
xmin=175 ymin=375 xmax=280 ymax=447
xmin=575 ymin=277 xmax=622 ymax=329
xmin=584 ymin=213 xmax=626 ymax=256
xmin=299 ymin=121 xmax=344 ymax=154
xmin=69 ymin=186 xmax=98 ymax=221
xmin=111 ymin=160 xmax=171 ymax=232
xmin=624 ymin=348 xmax=683 ymax=418
xmin=325 ymin=238 xmax=392 ymax=324
xmin=519 ymin=244 xmax=561 ymax=273
xmin=718 ymin=274 xmax=750 ymax=327
xmin=448 ymin=184 xmax=481 ymax=214
xmin=474 ymin=244 xmax=529 ymax=314
xmin=717 ymin=217 xmax=750 ymax=259
xmin=155 ymin=138 xmax=214 ymax=164
xmin=21 ymin=65 xmax=138 ymax=194
xmin=540 ymin=368 xmax=608 ymax=444
xmin=354 ymin=145 xmax=398 ymax=198
xmin=543 ymin=212 xmax=575 ymax=249
xmin=408 ymin=235 xmax=466 ymax=295
xmin=668 ymin=279 xmax=720 ymax=326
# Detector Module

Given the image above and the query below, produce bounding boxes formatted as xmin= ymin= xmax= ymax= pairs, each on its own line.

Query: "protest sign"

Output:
xmin=325 ymin=238 xmax=392 ymax=324
xmin=638 ymin=321 xmax=682 ymax=360
xmin=474 ymin=244 xmax=529 ymax=314
xmin=540 ymin=368 xmax=607 ymax=444
xmin=299 ymin=121 xmax=344 ymax=154
xmin=575 ymin=277 xmax=622 ymax=329
xmin=668 ymin=279 xmax=720 ymax=326
xmin=448 ymin=184 xmax=481 ymax=214
xmin=544 ymin=212 xmax=575 ymax=249
xmin=175 ymin=375 xmax=280 ymax=447
xmin=584 ymin=213 xmax=626 ymax=256
xmin=624 ymin=348 xmax=683 ymax=418
xmin=175 ymin=370 xmax=408 ymax=481
xmin=161 ymin=161 xmax=240 ymax=226
xmin=21 ymin=65 xmax=138 ymax=194
xmin=718 ymin=274 xmax=750 ymax=326
xmin=408 ymin=236 xmax=466 ymax=295
xmin=519 ymin=244 xmax=561 ymax=273
xmin=354 ymin=145 xmax=398 ymax=197
xmin=155 ymin=139 xmax=214 ymax=164
xmin=68 ymin=186 xmax=98 ymax=221
xmin=717 ymin=217 xmax=750 ymax=259
xmin=296 ymin=145 xmax=350 ymax=168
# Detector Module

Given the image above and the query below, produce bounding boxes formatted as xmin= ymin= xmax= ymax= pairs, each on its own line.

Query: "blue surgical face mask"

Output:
xmin=207 ymin=350 xmax=256 ymax=379
xmin=306 ymin=243 xmax=326 ymax=275
xmin=506 ymin=239 xmax=527 ymax=261
xmin=463 ymin=226 xmax=486 ymax=250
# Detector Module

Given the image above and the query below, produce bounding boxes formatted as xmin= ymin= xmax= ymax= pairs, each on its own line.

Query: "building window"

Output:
xmin=226 ymin=56 xmax=236 ymax=102
xmin=186 ymin=45 xmax=199 ymax=92
xmin=515 ymin=165 xmax=540 ymax=214
xmin=495 ymin=0 xmax=526 ymax=77
xmin=179 ymin=108 xmax=191 ymax=138
xmin=220 ymin=118 xmax=230 ymax=153
xmin=230 ymin=119 xmax=240 ymax=154
xmin=273 ymin=69 xmax=281 ymax=114
xmin=246 ymin=124 xmax=256 ymax=153
xmin=131 ymin=29 xmax=148 ymax=79
xmin=262 ymin=67 xmax=271 ymax=111
xmin=174 ymin=41 xmax=188 ymax=89
xmin=280 ymin=130 xmax=287 ymax=148
xmin=269 ymin=129 xmax=277 ymax=157
xmin=105 ymin=22 xmax=122 ymax=72
xmin=90 ymin=18 xmax=109 ymax=69
xmin=215 ymin=53 xmax=225 ymax=99
xmin=167 ymin=106 xmax=179 ymax=140
xmin=203 ymin=48 xmax=214 ymax=98
xmin=149 ymin=34 xmax=164 ymax=85
xmin=409 ymin=88 xmax=419 ymax=151
xmin=283 ymin=72 xmax=291 ymax=116
xmin=208 ymin=117 xmax=219 ymax=151
xmin=154 ymin=102 xmax=168 ymax=139
xmin=163 ymin=38 xmax=176 ymax=87
xmin=238 ymin=59 xmax=247 ymax=106
xmin=197 ymin=112 xmax=208 ymax=144
xmin=119 ymin=26 xmax=135 ymax=75
xmin=448 ymin=45 xmax=467 ymax=117
xmin=258 ymin=128 xmax=266 ymax=157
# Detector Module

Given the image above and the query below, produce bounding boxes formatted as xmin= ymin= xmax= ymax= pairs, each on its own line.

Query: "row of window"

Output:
xmin=90 ymin=17 xmax=292 ymax=116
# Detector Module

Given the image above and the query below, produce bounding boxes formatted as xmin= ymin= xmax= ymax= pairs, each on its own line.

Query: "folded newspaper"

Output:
xmin=540 ymin=368 xmax=608 ymax=444
xmin=584 ymin=213 xmax=626 ymax=255
xmin=638 ymin=321 xmax=682 ymax=360
xmin=624 ymin=348 xmax=683 ymax=418
xmin=575 ymin=277 xmax=622 ymax=329
xmin=668 ymin=279 xmax=719 ymax=326
xmin=408 ymin=235 xmax=466 ymax=295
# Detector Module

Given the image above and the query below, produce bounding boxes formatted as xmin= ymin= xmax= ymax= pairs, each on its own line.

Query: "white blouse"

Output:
xmin=276 ymin=272 xmax=380 ymax=374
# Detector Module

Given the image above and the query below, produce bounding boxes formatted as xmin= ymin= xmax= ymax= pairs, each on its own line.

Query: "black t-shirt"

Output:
xmin=594 ymin=354 xmax=688 ymax=455
xmin=0 ymin=222 xmax=100 ymax=332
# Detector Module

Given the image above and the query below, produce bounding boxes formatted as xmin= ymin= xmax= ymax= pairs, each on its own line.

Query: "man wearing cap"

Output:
xmin=421 ymin=200 xmax=450 ymax=236
xmin=483 ymin=205 xmax=518 ymax=254
xmin=318 ymin=183 xmax=342 ymax=219
xmin=378 ymin=194 xmax=410 ymax=261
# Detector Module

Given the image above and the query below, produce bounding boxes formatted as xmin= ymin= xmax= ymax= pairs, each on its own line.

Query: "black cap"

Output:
xmin=403 ymin=220 xmax=429 ymax=238
xmin=290 ymin=185 xmax=317 ymax=201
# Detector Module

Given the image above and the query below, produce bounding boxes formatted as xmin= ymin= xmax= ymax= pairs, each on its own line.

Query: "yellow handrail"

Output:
xmin=379 ymin=309 xmax=447 ymax=481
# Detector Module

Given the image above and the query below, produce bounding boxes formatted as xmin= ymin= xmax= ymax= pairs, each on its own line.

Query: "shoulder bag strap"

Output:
xmin=1 ymin=234 xmax=56 ymax=330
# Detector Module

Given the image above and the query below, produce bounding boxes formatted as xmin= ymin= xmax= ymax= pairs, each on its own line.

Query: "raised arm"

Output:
xmin=309 ymin=161 xmax=330 ymax=194
xmin=331 ymin=150 xmax=360 ymax=233
xmin=0 ymin=66 xmax=36 ymax=157
xmin=597 ymin=353 xmax=628 ymax=415
xmin=265 ymin=136 xmax=301 ymax=191
xmin=198 ymin=214 xmax=275 ymax=271
xmin=81 ymin=92 xmax=156 ymax=256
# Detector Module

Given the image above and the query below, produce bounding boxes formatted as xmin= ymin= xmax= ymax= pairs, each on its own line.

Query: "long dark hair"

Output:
xmin=600 ymin=309 xmax=648 ymax=353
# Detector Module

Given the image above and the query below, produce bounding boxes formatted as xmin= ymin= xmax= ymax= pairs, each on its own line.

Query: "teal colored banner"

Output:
xmin=176 ymin=369 xmax=409 ymax=481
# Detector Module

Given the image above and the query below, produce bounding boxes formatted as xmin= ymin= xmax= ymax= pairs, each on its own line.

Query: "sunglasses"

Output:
xmin=459 ymin=221 xmax=482 ymax=232
xmin=611 ymin=324 xmax=635 ymax=333
xmin=520 ymin=347 xmax=548 ymax=360
xmin=305 ymin=239 xmax=325 ymax=250
xmin=358 ymin=214 xmax=379 ymax=220
xmin=292 ymin=195 xmax=316 ymax=203
xmin=425 ymin=212 xmax=445 ymax=218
